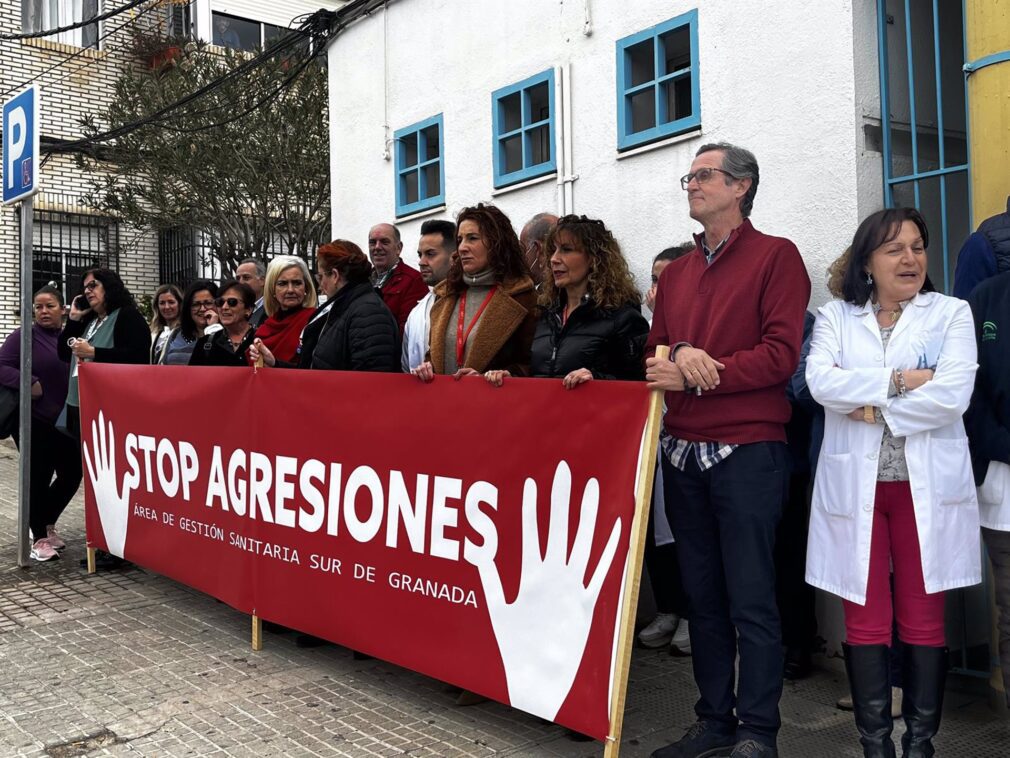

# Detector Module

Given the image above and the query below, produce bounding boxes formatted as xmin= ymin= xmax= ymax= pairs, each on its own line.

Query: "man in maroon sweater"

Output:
xmin=645 ymin=143 xmax=811 ymax=758
xmin=368 ymin=223 xmax=430 ymax=337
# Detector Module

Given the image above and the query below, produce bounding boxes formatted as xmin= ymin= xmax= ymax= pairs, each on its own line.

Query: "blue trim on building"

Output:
xmin=393 ymin=113 xmax=445 ymax=218
xmin=491 ymin=69 xmax=556 ymax=189
xmin=963 ymin=49 xmax=1010 ymax=74
xmin=615 ymin=9 xmax=700 ymax=151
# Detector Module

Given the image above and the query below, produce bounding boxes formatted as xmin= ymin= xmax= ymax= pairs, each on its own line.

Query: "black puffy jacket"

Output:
xmin=530 ymin=299 xmax=649 ymax=380
xmin=310 ymin=281 xmax=400 ymax=372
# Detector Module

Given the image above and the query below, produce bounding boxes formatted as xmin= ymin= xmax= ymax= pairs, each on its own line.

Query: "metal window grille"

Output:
xmin=25 ymin=210 xmax=119 ymax=303
xmin=876 ymin=0 xmax=971 ymax=294
xmin=159 ymin=226 xmax=316 ymax=289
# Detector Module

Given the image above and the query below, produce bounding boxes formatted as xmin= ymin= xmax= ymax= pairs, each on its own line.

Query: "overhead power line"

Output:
xmin=44 ymin=10 xmax=335 ymax=155
xmin=1 ymin=0 xmax=151 ymax=41
xmin=0 ymin=0 xmax=162 ymax=99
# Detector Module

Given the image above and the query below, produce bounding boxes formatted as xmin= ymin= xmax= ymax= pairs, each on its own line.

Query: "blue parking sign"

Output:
xmin=3 ymin=85 xmax=41 ymax=206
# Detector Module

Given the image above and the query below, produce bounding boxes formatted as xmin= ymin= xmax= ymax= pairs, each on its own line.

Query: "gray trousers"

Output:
xmin=983 ymin=527 xmax=1010 ymax=707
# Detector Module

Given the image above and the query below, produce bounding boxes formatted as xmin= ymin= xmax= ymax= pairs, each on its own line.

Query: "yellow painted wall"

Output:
xmin=965 ymin=0 xmax=1010 ymax=710
xmin=965 ymin=0 xmax=1010 ymax=224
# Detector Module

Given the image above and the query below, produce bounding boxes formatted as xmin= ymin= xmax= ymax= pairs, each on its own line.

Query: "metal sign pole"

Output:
xmin=17 ymin=196 xmax=33 ymax=567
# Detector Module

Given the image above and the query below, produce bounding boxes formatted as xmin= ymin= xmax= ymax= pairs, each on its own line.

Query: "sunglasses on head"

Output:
xmin=214 ymin=297 xmax=243 ymax=308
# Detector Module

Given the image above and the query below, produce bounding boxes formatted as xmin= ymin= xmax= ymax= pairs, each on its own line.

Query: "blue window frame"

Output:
xmin=491 ymin=69 xmax=556 ymax=188
xmin=394 ymin=114 xmax=445 ymax=217
xmin=616 ymin=10 xmax=700 ymax=151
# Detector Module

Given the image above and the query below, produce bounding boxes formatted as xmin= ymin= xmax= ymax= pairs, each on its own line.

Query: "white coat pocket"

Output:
xmin=813 ymin=452 xmax=855 ymax=517
xmin=930 ymin=438 xmax=975 ymax=506
xmin=978 ymin=461 xmax=1007 ymax=507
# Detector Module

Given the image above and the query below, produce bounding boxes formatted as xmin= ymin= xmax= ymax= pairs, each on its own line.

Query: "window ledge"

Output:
xmin=491 ymin=172 xmax=558 ymax=197
xmin=396 ymin=204 xmax=447 ymax=224
xmin=21 ymin=36 xmax=105 ymax=58
xmin=616 ymin=128 xmax=703 ymax=161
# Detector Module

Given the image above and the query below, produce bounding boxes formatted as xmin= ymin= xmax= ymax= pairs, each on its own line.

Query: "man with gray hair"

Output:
xmin=236 ymin=258 xmax=267 ymax=327
xmin=644 ymin=143 xmax=810 ymax=758
xmin=519 ymin=212 xmax=557 ymax=287
xmin=368 ymin=222 xmax=430 ymax=336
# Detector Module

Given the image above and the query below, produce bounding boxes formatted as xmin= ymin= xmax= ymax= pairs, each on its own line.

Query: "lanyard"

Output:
xmin=456 ymin=287 xmax=496 ymax=367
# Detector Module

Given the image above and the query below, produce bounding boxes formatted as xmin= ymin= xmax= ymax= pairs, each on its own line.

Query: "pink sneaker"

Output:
xmin=30 ymin=538 xmax=59 ymax=562
xmin=45 ymin=526 xmax=66 ymax=550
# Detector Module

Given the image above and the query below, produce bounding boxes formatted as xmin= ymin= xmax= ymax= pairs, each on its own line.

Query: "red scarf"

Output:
xmin=254 ymin=307 xmax=313 ymax=365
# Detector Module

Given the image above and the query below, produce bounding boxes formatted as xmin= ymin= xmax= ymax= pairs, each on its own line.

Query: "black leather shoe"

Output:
xmin=783 ymin=647 xmax=812 ymax=680
xmin=730 ymin=740 xmax=778 ymax=757
xmin=650 ymin=721 xmax=735 ymax=758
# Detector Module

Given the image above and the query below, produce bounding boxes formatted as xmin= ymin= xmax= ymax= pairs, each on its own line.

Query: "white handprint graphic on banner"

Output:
xmin=475 ymin=460 xmax=622 ymax=720
xmin=82 ymin=411 xmax=136 ymax=558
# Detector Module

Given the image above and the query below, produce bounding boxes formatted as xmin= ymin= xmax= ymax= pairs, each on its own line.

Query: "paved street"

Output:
xmin=0 ymin=442 xmax=1005 ymax=757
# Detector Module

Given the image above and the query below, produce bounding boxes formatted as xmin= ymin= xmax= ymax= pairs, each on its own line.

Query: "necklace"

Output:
xmin=873 ymin=302 xmax=902 ymax=325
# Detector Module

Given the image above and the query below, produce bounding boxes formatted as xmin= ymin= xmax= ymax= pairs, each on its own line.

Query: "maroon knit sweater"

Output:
xmin=645 ymin=219 xmax=811 ymax=444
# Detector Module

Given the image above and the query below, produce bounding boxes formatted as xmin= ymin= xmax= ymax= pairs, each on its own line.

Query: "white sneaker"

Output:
xmin=638 ymin=613 xmax=679 ymax=648
xmin=670 ymin=619 xmax=692 ymax=656
xmin=30 ymin=538 xmax=59 ymax=562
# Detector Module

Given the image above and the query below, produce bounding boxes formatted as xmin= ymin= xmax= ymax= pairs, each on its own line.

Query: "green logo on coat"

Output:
xmin=982 ymin=321 xmax=997 ymax=342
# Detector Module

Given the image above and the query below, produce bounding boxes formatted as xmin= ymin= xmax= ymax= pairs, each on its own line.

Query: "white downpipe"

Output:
xmin=554 ymin=64 xmax=567 ymax=217
xmin=559 ymin=62 xmax=577 ymax=213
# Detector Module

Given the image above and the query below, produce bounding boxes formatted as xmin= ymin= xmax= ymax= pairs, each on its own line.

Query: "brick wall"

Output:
xmin=0 ymin=0 xmax=164 ymax=338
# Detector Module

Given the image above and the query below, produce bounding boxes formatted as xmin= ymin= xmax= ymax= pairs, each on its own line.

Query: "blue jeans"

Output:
xmin=662 ymin=441 xmax=788 ymax=746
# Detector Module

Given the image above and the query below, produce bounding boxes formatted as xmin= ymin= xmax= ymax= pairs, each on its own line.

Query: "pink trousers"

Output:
xmin=843 ymin=481 xmax=946 ymax=646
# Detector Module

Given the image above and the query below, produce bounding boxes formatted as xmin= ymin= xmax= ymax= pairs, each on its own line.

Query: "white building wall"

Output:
xmin=328 ymin=0 xmax=878 ymax=306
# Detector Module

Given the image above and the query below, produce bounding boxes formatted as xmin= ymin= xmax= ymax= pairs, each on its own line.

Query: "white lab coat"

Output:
xmin=401 ymin=290 xmax=435 ymax=372
xmin=979 ymin=461 xmax=1010 ymax=531
xmin=805 ymin=292 xmax=981 ymax=605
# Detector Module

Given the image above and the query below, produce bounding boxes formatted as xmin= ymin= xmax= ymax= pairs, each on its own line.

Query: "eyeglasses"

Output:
xmin=214 ymin=297 xmax=242 ymax=308
xmin=192 ymin=300 xmax=216 ymax=310
xmin=679 ymin=167 xmax=736 ymax=191
xmin=83 ymin=281 xmax=100 ymax=291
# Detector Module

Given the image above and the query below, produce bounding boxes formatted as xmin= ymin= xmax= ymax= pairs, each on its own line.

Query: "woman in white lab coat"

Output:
xmin=805 ymin=208 xmax=979 ymax=758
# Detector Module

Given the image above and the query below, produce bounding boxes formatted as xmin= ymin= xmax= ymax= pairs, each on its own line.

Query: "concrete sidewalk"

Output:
xmin=0 ymin=442 xmax=1004 ymax=757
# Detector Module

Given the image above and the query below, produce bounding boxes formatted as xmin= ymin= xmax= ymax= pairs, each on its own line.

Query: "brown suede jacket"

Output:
xmin=428 ymin=274 xmax=537 ymax=375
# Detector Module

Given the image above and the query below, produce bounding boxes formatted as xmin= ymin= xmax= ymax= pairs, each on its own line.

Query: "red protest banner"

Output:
xmin=78 ymin=364 xmax=653 ymax=742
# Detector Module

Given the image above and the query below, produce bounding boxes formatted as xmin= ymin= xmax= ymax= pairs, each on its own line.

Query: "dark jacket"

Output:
xmin=953 ymin=196 xmax=1010 ymax=299
xmin=58 ymin=306 xmax=151 ymax=365
xmin=429 ymin=274 xmax=538 ymax=375
xmin=531 ymin=299 xmax=648 ymax=380
xmin=189 ymin=328 xmax=256 ymax=368
xmin=965 ymin=271 xmax=1010 ymax=485
xmin=310 ymin=281 xmax=400 ymax=372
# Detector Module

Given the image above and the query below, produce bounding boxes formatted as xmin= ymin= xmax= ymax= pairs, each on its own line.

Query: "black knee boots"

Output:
xmin=843 ymin=643 xmax=897 ymax=758
xmin=900 ymin=645 xmax=947 ymax=758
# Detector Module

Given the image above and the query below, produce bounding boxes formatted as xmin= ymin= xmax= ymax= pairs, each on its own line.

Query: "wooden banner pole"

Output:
xmin=252 ymin=614 xmax=263 ymax=651
xmin=86 ymin=546 xmax=96 ymax=575
xmin=603 ymin=345 xmax=669 ymax=758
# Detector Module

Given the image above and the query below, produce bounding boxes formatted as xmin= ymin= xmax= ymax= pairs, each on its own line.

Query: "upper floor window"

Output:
xmin=616 ymin=10 xmax=700 ymax=151
xmin=491 ymin=69 xmax=556 ymax=188
xmin=22 ymin=0 xmax=99 ymax=48
xmin=213 ymin=12 xmax=275 ymax=52
xmin=394 ymin=114 xmax=444 ymax=218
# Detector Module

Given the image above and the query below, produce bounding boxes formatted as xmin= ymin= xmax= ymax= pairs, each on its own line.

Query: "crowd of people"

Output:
xmin=1 ymin=139 xmax=1008 ymax=757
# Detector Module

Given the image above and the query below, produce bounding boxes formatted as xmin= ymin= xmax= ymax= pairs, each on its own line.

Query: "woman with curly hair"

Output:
xmin=484 ymin=214 xmax=649 ymax=388
xmin=412 ymin=203 xmax=536 ymax=380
